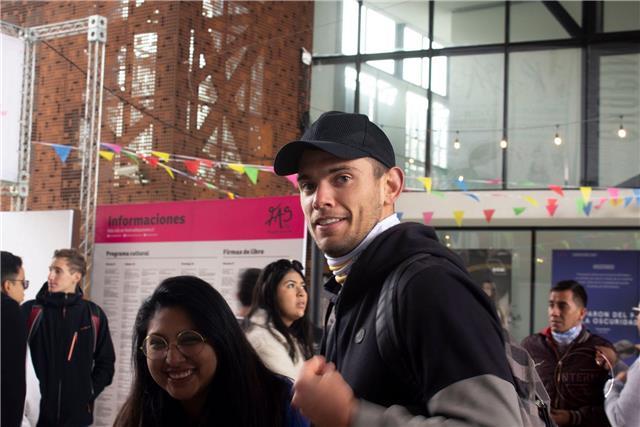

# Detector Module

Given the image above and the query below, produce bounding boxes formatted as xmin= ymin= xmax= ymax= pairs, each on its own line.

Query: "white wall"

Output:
xmin=0 ymin=210 xmax=76 ymax=301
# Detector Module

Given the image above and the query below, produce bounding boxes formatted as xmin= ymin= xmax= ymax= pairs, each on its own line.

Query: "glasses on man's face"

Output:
xmin=140 ymin=330 xmax=207 ymax=360
xmin=9 ymin=279 xmax=29 ymax=290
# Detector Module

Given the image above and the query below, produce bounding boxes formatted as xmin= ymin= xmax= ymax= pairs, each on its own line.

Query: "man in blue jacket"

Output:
xmin=275 ymin=111 xmax=522 ymax=427
xmin=22 ymin=248 xmax=115 ymax=426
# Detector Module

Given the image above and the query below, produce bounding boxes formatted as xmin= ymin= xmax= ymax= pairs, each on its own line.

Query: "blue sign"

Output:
xmin=552 ymin=250 xmax=639 ymax=357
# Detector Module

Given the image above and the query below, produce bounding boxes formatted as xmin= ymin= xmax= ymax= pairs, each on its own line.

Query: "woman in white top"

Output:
xmin=244 ymin=260 xmax=313 ymax=380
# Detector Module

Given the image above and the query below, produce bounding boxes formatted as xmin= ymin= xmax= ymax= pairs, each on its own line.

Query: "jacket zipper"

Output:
xmin=57 ymin=293 xmax=68 ymax=424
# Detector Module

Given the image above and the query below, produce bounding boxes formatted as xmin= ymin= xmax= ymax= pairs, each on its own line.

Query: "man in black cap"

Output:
xmin=275 ymin=111 xmax=522 ymax=427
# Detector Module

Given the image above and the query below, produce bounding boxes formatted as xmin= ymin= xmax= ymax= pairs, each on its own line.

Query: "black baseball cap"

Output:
xmin=273 ymin=111 xmax=396 ymax=176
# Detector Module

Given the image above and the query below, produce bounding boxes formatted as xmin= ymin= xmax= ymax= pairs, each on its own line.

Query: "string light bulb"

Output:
xmin=617 ymin=115 xmax=627 ymax=138
xmin=499 ymin=137 xmax=508 ymax=149
xmin=553 ymin=125 xmax=562 ymax=146
xmin=453 ymin=131 xmax=461 ymax=150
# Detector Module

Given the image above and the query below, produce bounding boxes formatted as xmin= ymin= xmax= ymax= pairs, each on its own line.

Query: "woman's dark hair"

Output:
xmin=114 ymin=276 xmax=289 ymax=427
xmin=245 ymin=259 xmax=314 ymax=361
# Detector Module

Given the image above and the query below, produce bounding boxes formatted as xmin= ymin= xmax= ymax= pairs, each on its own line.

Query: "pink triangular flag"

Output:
xmin=547 ymin=198 xmax=558 ymax=206
xmin=595 ymin=197 xmax=607 ymax=209
xmin=548 ymin=185 xmax=564 ymax=197
xmin=285 ymin=174 xmax=298 ymax=188
xmin=422 ymin=212 xmax=434 ymax=224
xmin=546 ymin=204 xmax=558 ymax=217
xmin=184 ymin=160 xmax=200 ymax=175
xmin=483 ymin=209 xmax=495 ymax=223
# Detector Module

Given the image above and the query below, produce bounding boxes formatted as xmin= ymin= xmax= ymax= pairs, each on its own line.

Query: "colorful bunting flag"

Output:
xmin=546 ymin=204 xmax=558 ymax=217
xmin=284 ymin=174 xmax=298 ymax=188
xmin=422 ymin=212 xmax=434 ymax=225
xmin=547 ymin=198 xmax=558 ymax=206
xmin=152 ymin=151 xmax=170 ymax=162
xmin=228 ymin=163 xmax=245 ymax=174
xmin=513 ymin=207 xmax=526 ymax=216
xmin=453 ymin=210 xmax=464 ymax=227
xmin=122 ymin=151 xmax=139 ymax=165
xmin=397 ymin=212 xmax=404 ymax=220
xmin=455 ymin=180 xmax=468 ymax=192
xmin=53 ymin=145 xmax=72 ymax=163
xmin=431 ymin=191 xmax=446 ymax=198
xmin=624 ymin=196 xmax=633 ymax=208
xmin=523 ymin=196 xmax=539 ymax=207
xmin=595 ymin=197 xmax=607 ymax=209
xmin=244 ymin=167 xmax=259 ymax=185
xmin=635 ymin=189 xmax=640 ymax=205
xmin=147 ymin=156 xmax=159 ymax=167
xmin=159 ymin=164 xmax=175 ymax=180
xmin=417 ymin=177 xmax=432 ymax=193
xmin=548 ymin=185 xmax=564 ymax=197
xmin=576 ymin=198 xmax=585 ymax=213
xmin=579 ymin=186 xmax=592 ymax=203
xmin=464 ymin=193 xmax=480 ymax=202
xmin=483 ymin=209 xmax=495 ymax=223
xmin=99 ymin=150 xmax=114 ymax=161
xmin=582 ymin=201 xmax=593 ymax=216
xmin=100 ymin=142 xmax=122 ymax=153
xmin=200 ymin=159 xmax=213 ymax=168
xmin=227 ymin=192 xmax=235 ymax=200
xmin=184 ymin=160 xmax=200 ymax=175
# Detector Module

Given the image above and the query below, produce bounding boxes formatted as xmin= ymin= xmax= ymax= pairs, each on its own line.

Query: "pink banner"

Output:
xmin=95 ymin=196 xmax=305 ymax=243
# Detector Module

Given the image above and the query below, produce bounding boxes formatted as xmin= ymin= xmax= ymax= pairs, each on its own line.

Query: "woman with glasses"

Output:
xmin=114 ymin=275 xmax=308 ymax=427
xmin=244 ymin=259 xmax=313 ymax=380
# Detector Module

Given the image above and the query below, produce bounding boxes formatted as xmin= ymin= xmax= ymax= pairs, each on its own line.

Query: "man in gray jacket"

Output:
xmin=275 ymin=111 xmax=522 ymax=427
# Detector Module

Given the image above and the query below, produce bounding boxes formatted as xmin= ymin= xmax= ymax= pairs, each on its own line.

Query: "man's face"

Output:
xmin=548 ymin=290 xmax=586 ymax=333
xmin=3 ymin=266 xmax=26 ymax=303
xmin=297 ymin=151 xmax=391 ymax=258
xmin=48 ymin=257 xmax=81 ymax=294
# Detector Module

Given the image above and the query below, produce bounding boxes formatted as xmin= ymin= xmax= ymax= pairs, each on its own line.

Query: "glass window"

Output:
xmin=313 ymin=1 xmax=356 ymax=55
xmin=510 ymin=1 xmax=570 ymax=43
xmin=560 ymin=1 xmax=582 ymax=27
xmin=309 ymin=64 xmax=356 ymax=121
xmin=430 ymin=54 xmax=504 ymax=190
xmin=598 ymin=52 xmax=640 ymax=188
xmin=604 ymin=1 xmax=640 ymax=32
xmin=361 ymin=1 xmax=430 ymax=54
xmin=533 ymin=230 xmax=640 ymax=333
xmin=507 ymin=49 xmax=581 ymax=188
xmin=357 ymin=62 xmax=427 ymax=190
xmin=435 ymin=230 xmax=533 ymax=342
xmin=433 ymin=1 xmax=504 ymax=47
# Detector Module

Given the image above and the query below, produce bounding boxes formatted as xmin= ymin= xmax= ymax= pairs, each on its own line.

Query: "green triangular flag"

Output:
xmin=122 ymin=151 xmax=139 ymax=165
xmin=513 ymin=207 xmax=526 ymax=216
xmin=244 ymin=167 xmax=259 ymax=185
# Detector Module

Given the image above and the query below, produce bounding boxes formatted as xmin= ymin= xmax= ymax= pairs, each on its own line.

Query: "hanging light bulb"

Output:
xmin=499 ymin=137 xmax=508 ymax=149
xmin=453 ymin=131 xmax=461 ymax=150
xmin=553 ymin=125 xmax=562 ymax=146
xmin=617 ymin=115 xmax=627 ymax=138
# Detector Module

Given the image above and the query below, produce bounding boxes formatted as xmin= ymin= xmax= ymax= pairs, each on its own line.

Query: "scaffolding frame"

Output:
xmin=0 ymin=16 xmax=107 ymax=290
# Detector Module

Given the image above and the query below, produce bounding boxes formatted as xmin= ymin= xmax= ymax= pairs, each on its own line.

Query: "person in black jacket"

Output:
xmin=22 ymin=248 xmax=115 ymax=426
xmin=1 ymin=250 xmax=28 ymax=427
xmin=273 ymin=111 xmax=522 ymax=427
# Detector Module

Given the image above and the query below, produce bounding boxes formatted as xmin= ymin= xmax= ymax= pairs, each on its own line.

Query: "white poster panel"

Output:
xmin=1 ymin=32 xmax=25 ymax=182
xmin=90 ymin=196 xmax=306 ymax=426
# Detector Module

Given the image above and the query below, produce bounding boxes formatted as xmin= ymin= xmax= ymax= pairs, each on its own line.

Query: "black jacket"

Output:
xmin=522 ymin=326 xmax=613 ymax=427
xmin=22 ymin=283 xmax=115 ymax=427
xmin=322 ymin=222 xmax=522 ymax=426
xmin=1 ymin=293 xmax=27 ymax=427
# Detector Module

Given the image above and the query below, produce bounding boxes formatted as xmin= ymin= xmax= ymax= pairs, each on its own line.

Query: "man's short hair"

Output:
xmin=552 ymin=280 xmax=588 ymax=307
xmin=1 ymin=251 xmax=23 ymax=284
xmin=368 ymin=157 xmax=388 ymax=179
xmin=53 ymin=248 xmax=86 ymax=277
xmin=237 ymin=268 xmax=261 ymax=307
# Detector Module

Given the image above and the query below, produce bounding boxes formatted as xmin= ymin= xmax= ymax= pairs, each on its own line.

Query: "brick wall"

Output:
xmin=1 ymin=0 xmax=313 ymax=211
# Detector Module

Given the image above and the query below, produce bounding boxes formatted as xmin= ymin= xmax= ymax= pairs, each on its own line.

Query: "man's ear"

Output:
xmin=383 ymin=167 xmax=404 ymax=206
xmin=579 ymin=307 xmax=587 ymax=322
xmin=72 ymin=271 xmax=82 ymax=286
xmin=1 ymin=280 xmax=9 ymax=294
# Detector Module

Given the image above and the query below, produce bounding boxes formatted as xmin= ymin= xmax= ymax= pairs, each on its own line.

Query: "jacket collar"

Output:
xmin=35 ymin=281 xmax=83 ymax=307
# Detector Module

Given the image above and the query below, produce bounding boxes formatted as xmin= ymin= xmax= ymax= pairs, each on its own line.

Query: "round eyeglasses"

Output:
xmin=141 ymin=330 xmax=207 ymax=360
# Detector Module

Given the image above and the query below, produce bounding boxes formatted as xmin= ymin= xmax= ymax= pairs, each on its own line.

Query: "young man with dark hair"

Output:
xmin=22 ymin=248 xmax=115 ymax=426
xmin=1 ymin=251 xmax=28 ymax=427
xmin=275 ymin=111 xmax=522 ymax=427
xmin=522 ymin=280 xmax=616 ymax=427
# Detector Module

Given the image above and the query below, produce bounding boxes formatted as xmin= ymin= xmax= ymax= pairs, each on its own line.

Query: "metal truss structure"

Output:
xmin=0 ymin=16 xmax=107 ymax=290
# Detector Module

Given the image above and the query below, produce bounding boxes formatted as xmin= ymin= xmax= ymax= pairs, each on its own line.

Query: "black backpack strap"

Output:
xmin=26 ymin=304 xmax=44 ymax=343
xmin=375 ymin=253 xmax=435 ymax=392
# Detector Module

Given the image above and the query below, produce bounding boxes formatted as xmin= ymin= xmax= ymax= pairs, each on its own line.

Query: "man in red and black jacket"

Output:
xmin=522 ymin=280 xmax=616 ymax=427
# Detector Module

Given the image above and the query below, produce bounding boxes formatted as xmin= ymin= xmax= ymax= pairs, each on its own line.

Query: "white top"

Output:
xmin=605 ymin=355 xmax=640 ymax=427
xmin=245 ymin=309 xmax=305 ymax=380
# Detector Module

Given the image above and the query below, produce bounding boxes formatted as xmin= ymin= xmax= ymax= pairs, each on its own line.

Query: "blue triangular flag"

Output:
xmin=583 ymin=201 xmax=593 ymax=216
xmin=455 ymin=179 xmax=468 ymax=192
xmin=53 ymin=145 xmax=72 ymax=163
xmin=397 ymin=212 xmax=404 ymax=220
xmin=624 ymin=196 xmax=633 ymax=208
xmin=634 ymin=189 xmax=640 ymax=205
xmin=464 ymin=192 xmax=480 ymax=202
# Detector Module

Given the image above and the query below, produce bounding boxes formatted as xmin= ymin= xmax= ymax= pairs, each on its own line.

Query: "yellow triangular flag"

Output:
xmin=580 ymin=186 xmax=592 ymax=203
xmin=417 ymin=177 xmax=432 ymax=193
xmin=227 ymin=192 xmax=235 ymax=200
xmin=523 ymin=196 xmax=538 ymax=207
xmin=228 ymin=163 xmax=245 ymax=174
xmin=99 ymin=150 xmax=114 ymax=161
xmin=453 ymin=210 xmax=464 ymax=227
xmin=159 ymin=164 xmax=175 ymax=180
xmin=152 ymin=151 xmax=170 ymax=162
